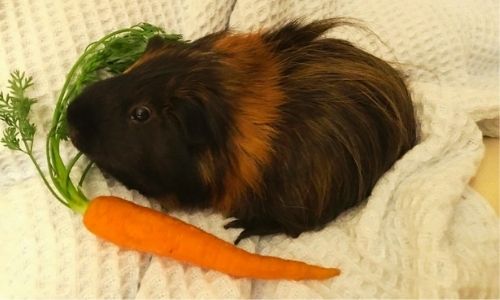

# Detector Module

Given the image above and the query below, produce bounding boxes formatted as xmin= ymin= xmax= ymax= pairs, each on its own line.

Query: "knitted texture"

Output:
xmin=0 ymin=0 xmax=498 ymax=298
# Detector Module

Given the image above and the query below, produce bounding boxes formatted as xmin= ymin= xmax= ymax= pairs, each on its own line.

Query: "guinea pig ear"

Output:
xmin=168 ymin=99 xmax=210 ymax=146
xmin=145 ymin=35 xmax=167 ymax=52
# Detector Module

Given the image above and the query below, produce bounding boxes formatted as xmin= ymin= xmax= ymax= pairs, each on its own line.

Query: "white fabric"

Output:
xmin=0 ymin=0 xmax=498 ymax=298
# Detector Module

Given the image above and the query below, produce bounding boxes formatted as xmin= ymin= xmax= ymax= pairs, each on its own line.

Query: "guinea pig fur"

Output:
xmin=66 ymin=19 xmax=417 ymax=244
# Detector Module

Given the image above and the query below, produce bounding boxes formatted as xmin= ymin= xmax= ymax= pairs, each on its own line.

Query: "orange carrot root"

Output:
xmin=83 ymin=196 xmax=341 ymax=280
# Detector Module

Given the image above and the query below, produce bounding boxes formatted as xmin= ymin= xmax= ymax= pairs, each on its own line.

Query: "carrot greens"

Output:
xmin=0 ymin=71 xmax=36 ymax=153
xmin=0 ymin=23 xmax=184 ymax=214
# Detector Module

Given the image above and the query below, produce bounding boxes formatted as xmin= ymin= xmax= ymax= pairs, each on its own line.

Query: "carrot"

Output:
xmin=1 ymin=24 xmax=341 ymax=281
xmin=83 ymin=196 xmax=341 ymax=280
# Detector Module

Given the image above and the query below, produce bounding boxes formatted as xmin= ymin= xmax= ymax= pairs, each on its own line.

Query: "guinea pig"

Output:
xmin=66 ymin=19 xmax=417 ymax=244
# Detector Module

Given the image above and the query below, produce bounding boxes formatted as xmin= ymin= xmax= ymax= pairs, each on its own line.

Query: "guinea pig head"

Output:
xmin=66 ymin=39 xmax=228 ymax=202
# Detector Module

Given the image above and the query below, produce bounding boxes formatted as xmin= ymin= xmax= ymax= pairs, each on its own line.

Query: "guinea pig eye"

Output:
xmin=130 ymin=106 xmax=151 ymax=123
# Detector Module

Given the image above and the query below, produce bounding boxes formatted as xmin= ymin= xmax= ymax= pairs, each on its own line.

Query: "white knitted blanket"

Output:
xmin=0 ymin=0 xmax=498 ymax=298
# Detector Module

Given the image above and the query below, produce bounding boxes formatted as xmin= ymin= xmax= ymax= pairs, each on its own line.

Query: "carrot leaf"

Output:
xmin=0 ymin=71 xmax=36 ymax=152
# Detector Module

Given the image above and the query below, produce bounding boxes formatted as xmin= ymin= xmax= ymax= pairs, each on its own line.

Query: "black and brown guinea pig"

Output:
xmin=67 ymin=19 xmax=417 ymax=244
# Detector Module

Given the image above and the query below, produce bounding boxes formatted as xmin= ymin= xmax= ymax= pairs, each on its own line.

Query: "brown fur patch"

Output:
xmin=211 ymin=33 xmax=285 ymax=214
xmin=124 ymin=49 xmax=165 ymax=73
xmin=198 ymin=150 xmax=216 ymax=186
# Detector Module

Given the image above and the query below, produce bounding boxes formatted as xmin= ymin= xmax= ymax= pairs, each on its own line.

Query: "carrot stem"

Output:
xmin=78 ymin=160 xmax=94 ymax=189
xmin=23 ymin=140 xmax=68 ymax=207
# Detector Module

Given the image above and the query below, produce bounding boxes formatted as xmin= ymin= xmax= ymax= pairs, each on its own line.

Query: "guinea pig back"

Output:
xmin=66 ymin=19 xmax=417 ymax=242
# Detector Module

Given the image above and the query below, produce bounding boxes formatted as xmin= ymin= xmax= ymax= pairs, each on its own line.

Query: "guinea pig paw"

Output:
xmin=224 ymin=218 xmax=284 ymax=245
xmin=223 ymin=218 xmax=248 ymax=230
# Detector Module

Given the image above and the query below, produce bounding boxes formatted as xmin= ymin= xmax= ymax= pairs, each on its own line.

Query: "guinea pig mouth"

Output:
xmin=68 ymin=128 xmax=82 ymax=149
xmin=68 ymin=126 xmax=94 ymax=155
